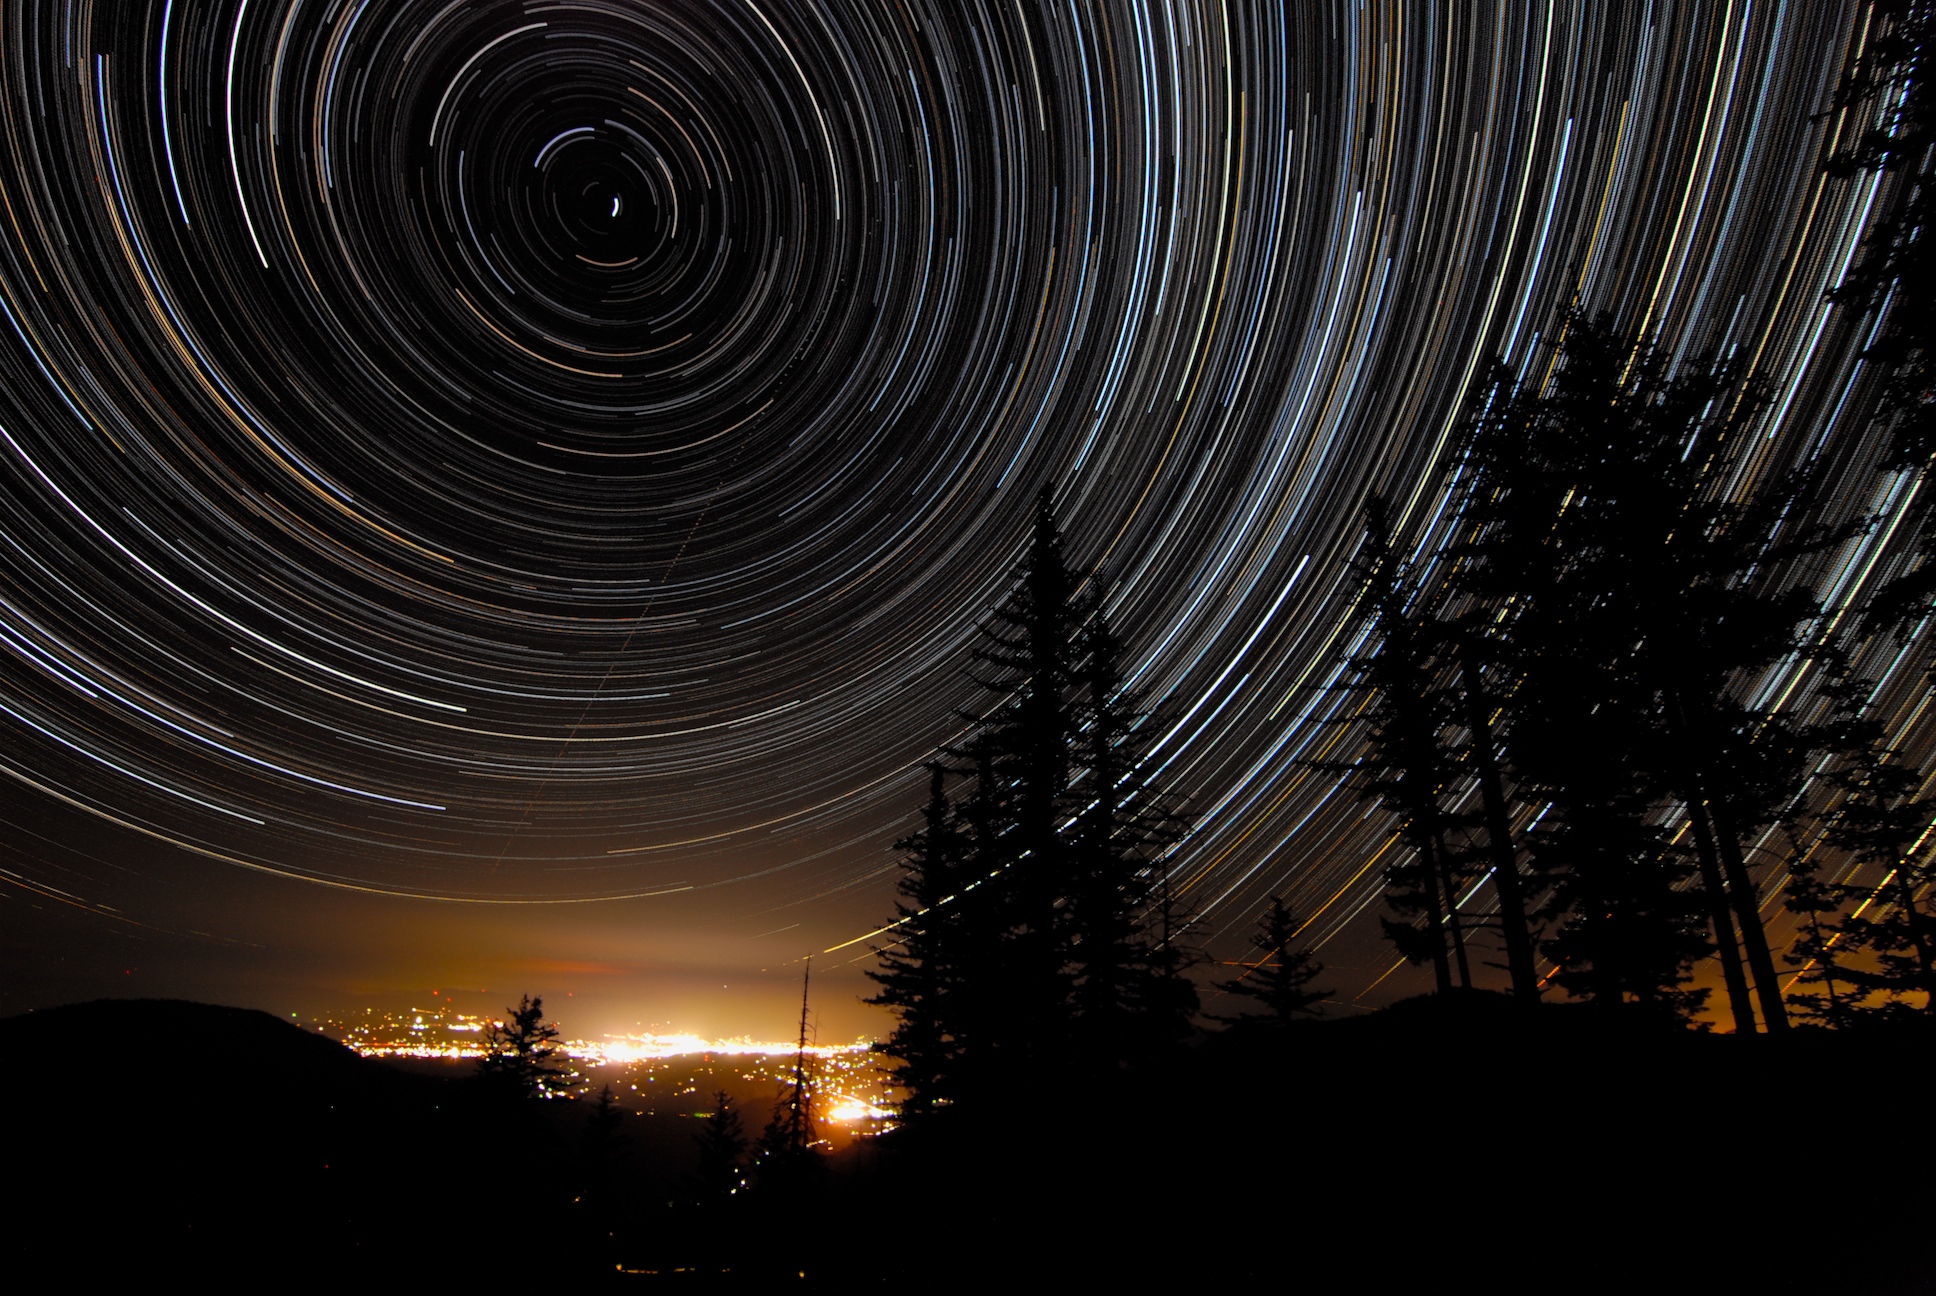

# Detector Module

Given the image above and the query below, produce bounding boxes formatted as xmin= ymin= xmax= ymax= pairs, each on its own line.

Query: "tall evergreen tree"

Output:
xmin=579 ymin=1082 xmax=628 ymax=1255
xmin=1449 ymin=327 xmax=1711 ymax=1018
xmin=866 ymin=765 xmax=968 ymax=1121
xmin=870 ymin=486 xmax=1200 ymax=1118
xmin=583 ymin=1082 xmax=625 ymax=1169
xmin=1789 ymin=672 xmax=1936 ymax=1017
xmin=1449 ymin=317 xmax=1842 ymax=1023
xmin=1825 ymin=0 xmax=1936 ymax=630
xmin=1448 ymin=629 xmax=1543 ymax=1002
xmin=1216 ymin=897 xmax=1330 ymax=1029
xmin=963 ymin=487 xmax=1086 ymax=1071
xmin=478 ymin=995 xmax=572 ymax=1098
xmin=1070 ymin=596 xmax=1197 ymax=1061
xmin=689 ymin=1091 xmax=749 ymax=1203
xmin=1337 ymin=495 xmax=1467 ymax=993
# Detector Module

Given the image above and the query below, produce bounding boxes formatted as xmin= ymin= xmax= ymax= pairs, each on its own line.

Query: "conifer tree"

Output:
xmin=478 ymin=994 xmax=572 ymax=1098
xmin=1783 ymin=842 xmax=1861 ymax=1028
xmin=870 ymin=486 xmax=1200 ymax=1117
xmin=1825 ymin=0 xmax=1936 ymax=630
xmin=583 ymin=1082 xmax=626 ymax=1167
xmin=690 ymin=1091 xmax=749 ymax=1203
xmin=1797 ymin=674 xmax=1936 ymax=1017
xmin=579 ymin=1082 xmax=628 ymax=1250
xmin=1339 ymin=495 xmax=1466 ymax=992
xmin=757 ymin=965 xmax=821 ymax=1182
xmin=964 ymin=487 xmax=1085 ymax=1071
xmin=1137 ymin=857 xmax=1205 ymax=1055
xmin=866 ymin=765 xmax=967 ymax=1121
xmin=1448 ymin=630 xmax=1542 ymax=1002
xmin=1069 ymin=595 xmax=1197 ymax=1061
xmin=1217 ymin=897 xmax=1329 ymax=1028
xmin=1449 ymin=327 xmax=1712 ymax=1017
xmin=1449 ymin=317 xmax=1842 ymax=1022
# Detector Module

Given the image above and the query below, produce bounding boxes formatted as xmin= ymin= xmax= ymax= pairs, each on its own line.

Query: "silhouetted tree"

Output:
xmin=1217 ymin=897 xmax=1329 ymax=1028
xmin=871 ymin=486 xmax=1201 ymax=1117
xmin=962 ymin=487 xmax=1086 ymax=1072
xmin=1447 ymin=628 xmax=1542 ymax=1001
xmin=690 ymin=1091 xmax=749 ymax=1203
xmin=1449 ymin=327 xmax=1713 ymax=1017
xmin=1783 ymin=833 xmax=1862 ymax=1028
xmin=1825 ymin=0 xmax=1936 ymax=631
xmin=866 ymin=765 xmax=968 ymax=1122
xmin=584 ymin=1082 xmax=625 ymax=1166
xmin=478 ymin=995 xmax=571 ymax=1098
xmin=1336 ymin=495 xmax=1467 ymax=993
xmin=1070 ymin=595 xmax=1197 ymax=1062
xmin=1790 ymin=672 xmax=1936 ymax=1017
xmin=1448 ymin=318 xmax=1844 ymax=1023
xmin=1137 ymin=856 xmax=1206 ymax=1056
xmin=757 ymin=965 xmax=822 ymax=1188
xmin=578 ymin=1082 xmax=627 ymax=1258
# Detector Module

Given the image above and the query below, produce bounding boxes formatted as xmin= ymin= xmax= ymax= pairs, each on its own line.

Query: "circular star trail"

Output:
xmin=0 ymin=2 xmax=1916 ymax=986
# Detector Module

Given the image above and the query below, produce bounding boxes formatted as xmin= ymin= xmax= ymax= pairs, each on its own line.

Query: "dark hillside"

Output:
xmin=7 ymin=997 xmax=1932 ymax=1291
xmin=5 ymin=999 xmax=583 ymax=1280
xmin=853 ymin=995 xmax=1936 ymax=1294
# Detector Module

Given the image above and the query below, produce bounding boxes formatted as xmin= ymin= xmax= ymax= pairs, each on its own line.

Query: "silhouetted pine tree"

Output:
xmin=1447 ymin=626 xmax=1542 ymax=1002
xmin=1825 ymin=0 xmax=1936 ymax=631
xmin=963 ymin=487 xmax=1085 ymax=1071
xmin=1070 ymin=595 xmax=1197 ymax=1062
xmin=866 ymin=765 xmax=968 ymax=1122
xmin=583 ymin=1082 xmax=625 ymax=1173
xmin=1783 ymin=828 xmax=1862 ymax=1028
xmin=690 ymin=1091 xmax=749 ymax=1203
xmin=478 ymin=995 xmax=572 ymax=1098
xmin=579 ymin=1082 xmax=627 ymax=1257
xmin=871 ymin=486 xmax=1200 ymax=1116
xmin=1451 ymin=328 xmax=1713 ymax=1018
xmin=948 ymin=735 xmax=1012 ymax=1101
xmin=1450 ymin=318 xmax=1845 ymax=1023
xmin=1796 ymin=673 xmax=1936 ymax=1017
xmin=1216 ymin=897 xmax=1329 ymax=1029
xmin=1138 ymin=856 xmax=1206 ymax=1056
xmin=1338 ymin=495 xmax=1468 ymax=993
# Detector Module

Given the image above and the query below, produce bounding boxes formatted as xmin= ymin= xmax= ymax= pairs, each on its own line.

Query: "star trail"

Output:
xmin=0 ymin=1 xmax=1919 ymax=1002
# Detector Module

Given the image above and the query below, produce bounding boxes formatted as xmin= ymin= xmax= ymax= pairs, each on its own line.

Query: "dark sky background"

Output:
xmin=0 ymin=1 xmax=1915 ymax=1040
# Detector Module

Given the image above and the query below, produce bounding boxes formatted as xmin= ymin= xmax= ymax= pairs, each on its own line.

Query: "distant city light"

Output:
xmin=307 ymin=1005 xmax=894 ymax=1126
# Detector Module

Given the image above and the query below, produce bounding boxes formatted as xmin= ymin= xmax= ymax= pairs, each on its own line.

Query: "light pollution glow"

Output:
xmin=326 ymin=1008 xmax=892 ymax=1122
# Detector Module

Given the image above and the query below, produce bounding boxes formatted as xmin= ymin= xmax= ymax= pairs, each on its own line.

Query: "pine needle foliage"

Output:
xmin=478 ymin=994 xmax=572 ymax=1098
xmin=1216 ymin=896 xmax=1330 ymax=1029
xmin=870 ymin=486 xmax=1199 ymax=1121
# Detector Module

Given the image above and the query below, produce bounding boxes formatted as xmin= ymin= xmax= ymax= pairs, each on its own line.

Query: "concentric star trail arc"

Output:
xmin=0 ymin=2 xmax=1910 ymax=986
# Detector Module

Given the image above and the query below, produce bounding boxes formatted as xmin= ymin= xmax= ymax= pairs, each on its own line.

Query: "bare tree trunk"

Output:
xmin=1418 ymin=832 xmax=1454 ymax=994
xmin=1708 ymin=802 xmax=1791 ymax=1033
xmin=1688 ymin=801 xmax=1758 ymax=1034
xmin=1669 ymin=692 xmax=1789 ymax=1033
xmin=1458 ymin=650 xmax=1540 ymax=1001
xmin=1434 ymin=829 xmax=1473 ymax=989
xmin=1891 ymin=859 xmax=1936 ymax=1004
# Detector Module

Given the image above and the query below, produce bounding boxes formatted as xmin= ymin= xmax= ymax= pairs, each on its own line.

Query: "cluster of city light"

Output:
xmin=340 ymin=1030 xmax=872 ymax=1068
xmin=313 ymin=1008 xmax=893 ymax=1123
xmin=825 ymin=1099 xmax=895 ymax=1123
xmin=574 ymin=1033 xmax=873 ymax=1065
xmin=351 ymin=1039 xmax=489 ymax=1060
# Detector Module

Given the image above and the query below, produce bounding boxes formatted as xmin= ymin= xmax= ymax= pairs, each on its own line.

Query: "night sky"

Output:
xmin=0 ymin=1 xmax=1914 ymax=1038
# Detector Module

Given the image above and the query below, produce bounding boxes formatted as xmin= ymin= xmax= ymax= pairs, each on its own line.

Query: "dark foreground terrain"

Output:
xmin=6 ymin=996 xmax=1932 ymax=1292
